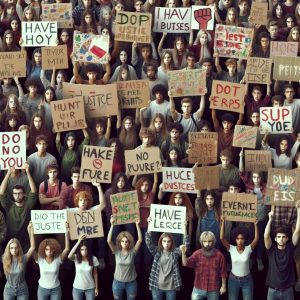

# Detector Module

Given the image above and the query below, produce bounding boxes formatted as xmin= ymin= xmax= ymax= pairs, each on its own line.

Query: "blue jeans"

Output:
xmin=191 ymin=287 xmax=219 ymax=300
xmin=112 ymin=279 xmax=137 ymax=300
xmin=38 ymin=285 xmax=61 ymax=300
xmin=4 ymin=282 xmax=29 ymax=300
xmin=228 ymin=273 xmax=253 ymax=300
xmin=151 ymin=289 xmax=176 ymax=300
xmin=267 ymin=287 xmax=294 ymax=300
xmin=72 ymin=287 xmax=95 ymax=300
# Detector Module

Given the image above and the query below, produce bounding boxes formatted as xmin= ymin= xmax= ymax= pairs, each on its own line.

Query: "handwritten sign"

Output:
xmin=191 ymin=6 xmax=215 ymax=30
xmin=73 ymin=32 xmax=109 ymax=64
xmin=188 ymin=132 xmax=218 ymax=164
xmin=214 ymin=24 xmax=253 ymax=58
xmin=0 ymin=132 xmax=26 ymax=170
xmin=117 ymin=80 xmax=149 ymax=109
xmin=222 ymin=192 xmax=257 ymax=222
xmin=110 ymin=191 xmax=139 ymax=225
xmin=153 ymin=7 xmax=191 ymax=33
xmin=80 ymin=146 xmax=114 ymax=183
xmin=249 ymin=2 xmax=268 ymax=25
xmin=22 ymin=21 xmax=57 ymax=47
xmin=125 ymin=147 xmax=162 ymax=176
xmin=115 ymin=12 xmax=152 ymax=43
xmin=210 ymin=80 xmax=245 ymax=113
xmin=265 ymin=168 xmax=300 ymax=207
xmin=162 ymin=167 xmax=196 ymax=194
xmin=31 ymin=210 xmax=67 ymax=234
xmin=273 ymin=56 xmax=300 ymax=82
xmin=148 ymin=204 xmax=186 ymax=234
xmin=51 ymin=96 xmax=86 ymax=132
xmin=270 ymin=42 xmax=298 ymax=58
xmin=63 ymin=82 xmax=118 ymax=118
xmin=244 ymin=57 xmax=272 ymax=84
xmin=244 ymin=150 xmax=272 ymax=172
xmin=41 ymin=45 xmax=68 ymax=70
xmin=0 ymin=51 xmax=26 ymax=78
xmin=260 ymin=107 xmax=292 ymax=133
xmin=42 ymin=3 xmax=73 ymax=28
xmin=68 ymin=206 xmax=104 ymax=240
xmin=232 ymin=125 xmax=258 ymax=149
xmin=168 ymin=69 xmax=206 ymax=97
xmin=193 ymin=166 xmax=220 ymax=190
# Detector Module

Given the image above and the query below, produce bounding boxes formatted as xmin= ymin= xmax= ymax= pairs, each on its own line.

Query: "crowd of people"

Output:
xmin=1 ymin=0 xmax=300 ymax=299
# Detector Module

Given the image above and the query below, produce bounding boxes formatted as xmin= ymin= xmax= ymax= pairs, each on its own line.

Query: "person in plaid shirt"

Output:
xmin=181 ymin=231 xmax=227 ymax=300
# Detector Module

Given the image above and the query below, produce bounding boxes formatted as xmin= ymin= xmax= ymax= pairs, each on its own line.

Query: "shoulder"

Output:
xmin=92 ymin=256 xmax=99 ymax=267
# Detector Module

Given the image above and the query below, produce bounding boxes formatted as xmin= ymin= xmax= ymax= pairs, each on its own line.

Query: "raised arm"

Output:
xmin=14 ymin=76 xmax=24 ymax=99
xmin=26 ymin=222 xmax=35 ymax=262
xmin=220 ymin=216 xmax=230 ymax=251
xmin=211 ymin=108 xmax=220 ymax=131
xmin=50 ymin=66 xmax=56 ymax=88
xmin=169 ymin=90 xmax=179 ymax=121
xmin=239 ymin=149 xmax=244 ymax=172
xmin=68 ymin=234 xmax=86 ymax=261
xmin=73 ymin=62 xmax=82 ymax=84
xmin=158 ymin=32 xmax=167 ymax=57
xmin=102 ymin=62 xmax=111 ymax=84
xmin=105 ymin=116 xmax=111 ymax=140
xmin=0 ymin=168 xmax=11 ymax=195
xmin=152 ymin=172 xmax=158 ymax=194
xmin=214 ymin=49 xmax=222 ymax=75
xmin=250 ymin=220 xmax=259 ymax=250
xmin=264 ymin=210 xmax=273 ymax=250
xmin=60 ymin=222 xmax=70 ymax=261
xmin=131 ymin=42 xmax=138 ymax=66
xmin=134 ymin=219 xmax=142 ymax=252
xmin=92 ymin=180 xmax=105 ymax=211
xmin=195 ymin=94 xmax=205 ymax=120
xmin=292 ymin=200 xmax=300 ymax=246
xmin=107 ymin=215 xmax=117 ymax=253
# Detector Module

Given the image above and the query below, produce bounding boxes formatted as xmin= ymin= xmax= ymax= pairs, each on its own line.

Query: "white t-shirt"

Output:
xmin=73 ymin=256 xmax=99 ymax=290
xmin=229 ymin=244 xmax=252 ymax=277
xmin=37 ymin=256 xmax=62 ymax=289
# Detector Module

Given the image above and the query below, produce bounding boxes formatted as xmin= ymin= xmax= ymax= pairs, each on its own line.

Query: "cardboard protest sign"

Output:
xmin=125 ymin=147 xmax=162 ymax=176
xmin=22 ymin=21 xmax=57 ymax=47
xmin=73 ymin=32 xmax=109 ymax=64
xmin=244 ymin=57 xmax=272 ymax=84
xmin=148 ymin=204 xmax=186 ymax=234
xmin=0 ymin=132 xmax=26 ymax=170
xmin=273 ymin=56 xmax=300 ymax=82
xmin=249 ymin=2 xmax=268 ymax=25
xmin=51 ymin=96 xmax=86 ymax=132
xmin=270 ymin=41 xmax=298 ymax=58
xmin=188 ymin=132 xmax=218 ymax=164
xmin=210 ymin=80 xmax=245 ymax=114
xmin=222 ymin=192 xmax=257 ymax=222
xmin=42 ymin=3 xmax=73 ymax=28
xmin=0 ymin=51 xmax=26 ymax=78
xmin=31 ymin=210 xmax=67 ymax=234
xmin=41 ymin=45 xmax=68 ymax=70
xmin=232 ymin=125 xmax=258 ymax=149
xmin=260 ymin=107 xmax=292 ymax=133
xmin=80 ymin=146 xmax=114 ymax=183
xmin=110 ymin=191 xmax=140 ymax=225
xmin=115 ymin=12 xmax=152 ymax=43
xmin=265 ymin=168 xmax=300 ymax=207
xmin=63 ymin=82 xmax=118 ymax=118
xmin=162 ymin=167 xmax=197 ymax=194
xmin=191 ymin=6 xmax=215 ymax=30
xmin=67 ymin=206 xmax=104 ymax=240
xmin=168 ymin=69 xmax=206 ymax=97
xmin=153 ymin=7 xmax=191 ymax=33
xmin=193 ymin=166 xmax=220 ymax=190
xmin=214 ymin=24 xmax=253 ymax=58
xmin=244 ymin=150 xmax=272 ymax=172
xmin=117 ymin=80 xmax=149 ymax=109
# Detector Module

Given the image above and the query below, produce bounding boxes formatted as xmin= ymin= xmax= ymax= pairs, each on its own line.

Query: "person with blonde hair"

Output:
xmin=33 ymin=223 xmax=70 ymax=300
xmin=107 ymin=215 xmax=142 ymax=300
xmin=2 ymin=223 xmax=35 ymax=300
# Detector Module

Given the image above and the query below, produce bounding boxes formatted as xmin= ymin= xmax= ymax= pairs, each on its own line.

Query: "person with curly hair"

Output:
xmin=33 ymin=223 xmax=70 ymax=300
xmin=68 ymin=234 xmax=99 ymax=300
xmin=2 ymin=223 xmax=35 ymax=300
xmin=220 ymin=218 xmax=259 ymax=300
xmin=107 ymin=215 xmax=142 ymax=300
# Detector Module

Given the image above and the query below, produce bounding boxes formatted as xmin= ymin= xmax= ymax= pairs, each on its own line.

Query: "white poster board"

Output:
xmin=148 ymin=204 xmax=186 ymax=234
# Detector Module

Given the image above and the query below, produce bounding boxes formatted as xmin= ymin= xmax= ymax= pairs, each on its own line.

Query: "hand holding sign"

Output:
xmin=194 ymin=8 xmax=212 ymax=29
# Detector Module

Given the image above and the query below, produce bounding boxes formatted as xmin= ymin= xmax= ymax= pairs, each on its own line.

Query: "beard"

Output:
xmin=202 ymin=245 xmax=215 ymax=257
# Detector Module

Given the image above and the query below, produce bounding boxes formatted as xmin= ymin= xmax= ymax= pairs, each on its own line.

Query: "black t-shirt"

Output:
xmin=266 ymin=243 xmax=296 ymax=289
